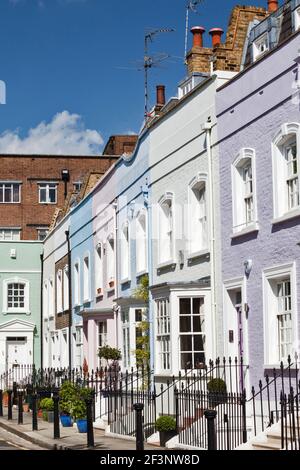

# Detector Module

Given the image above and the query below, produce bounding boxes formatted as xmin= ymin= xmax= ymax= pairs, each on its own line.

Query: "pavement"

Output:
xmin=0 ymin=407 xmax=160 ymax=451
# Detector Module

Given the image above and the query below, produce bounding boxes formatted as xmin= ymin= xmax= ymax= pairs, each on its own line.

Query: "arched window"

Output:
xmin=188 ymin=175 xmax=208 ymax=254
xmin=95 ymin=242 xmax=103 ymax=295
xmin=56 ymin=270 xmax=63 ymax=313
xmin=120 ymin=221 xmax=130 ymax=281
xmin=272 ymin=123 xmax=300 ymax=219
xmin=136 ymin=211 xmax=147 ymax=274
xmin=232 ymin=148 xmax=257 ymax=233
xmin=74 ymin=261 xmax=80 ymax=306
xmin=158 ymin=193 xmax=174 ymax=265
xmin=83 ymin=254 xmax=90 ymax=302
xmin=107 ymin=234 xmax=115 ymax=287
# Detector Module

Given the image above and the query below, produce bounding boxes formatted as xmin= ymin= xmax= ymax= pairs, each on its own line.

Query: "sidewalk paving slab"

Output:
xmin=0 ymin=409 xmax=160 ymax=451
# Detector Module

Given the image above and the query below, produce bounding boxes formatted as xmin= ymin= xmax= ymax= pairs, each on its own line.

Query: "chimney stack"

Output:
xmin=268 ymin=0 xmax=278 ymax=13
xmin=156 ymin=85 xmax=166 ymax=107
xmin=209 ymin=28 xmax=224 ymax=47
xmin=191 ymin=26 xmax=206 ymax=48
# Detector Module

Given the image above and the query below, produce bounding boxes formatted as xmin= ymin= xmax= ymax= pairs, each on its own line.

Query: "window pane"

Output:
xmin=194 ymin=335 xmax=205 ymax=351
xmin=13 ymin=185 xmax=20 ymax=203
xmin=180 ymin=316 xmax=191 ymax=332
xmin=180 ymin=298 xmax=190 ymax=315
xmin=40 ymin=187 xmax=46 ymax=202
xmin=180 ymin=336 xmax=192 ymax=352
xmin=181 ymin=353 xmax=193 ymax=370
xmin=49 ymin=187 xmax=56 ymax=203
xmin=4 ymin=185 xmax=11 ymax=202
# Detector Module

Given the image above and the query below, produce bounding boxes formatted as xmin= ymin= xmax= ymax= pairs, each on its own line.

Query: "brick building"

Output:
xmin=0 ymin=135 xmax=137 ymax=241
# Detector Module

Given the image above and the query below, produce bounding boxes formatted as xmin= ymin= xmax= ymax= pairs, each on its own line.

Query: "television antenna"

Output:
xmin=144 ymin=28 xmax=175 ymax=118
xmin=184 ymin=0 xmax=205 ymax=63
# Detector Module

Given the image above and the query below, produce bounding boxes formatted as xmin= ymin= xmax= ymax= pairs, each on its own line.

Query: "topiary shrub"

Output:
xmin=155 ymin=415 xmax=176 ymax=432
xmin=207 ymin=378 xmax=227 ymax=408
xmin=207 ymin=378 xmax=227 ymax=394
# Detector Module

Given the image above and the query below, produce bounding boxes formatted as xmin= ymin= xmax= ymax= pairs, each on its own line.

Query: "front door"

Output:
xmin=6 ymin=337 xmax=29 ymax=371
xmin=235 ymin=291 xmax=244 ymax=391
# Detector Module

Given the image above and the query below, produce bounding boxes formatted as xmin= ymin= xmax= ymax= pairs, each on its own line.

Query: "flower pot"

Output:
xmin=38 ymin=409 xmax=43 ymax=419
xmin=76 ymin=419 xmax=87 ymax=433
xmin=2 ymin=393 xmax=8 ymax=407
xmin=159 ymin=430 xmax=177 ymax=447
xmin=109 ymin=280 xmax=115 ymax=288
xmin=97 ymin=288 xmax=102 ymax=295
xmin=47 ymin=411 xmax=54 ymax=423
xmin=60 ymin=415 xmax=73 ymax=427
xmin=23 ymin=403 xmax=30 ymax=413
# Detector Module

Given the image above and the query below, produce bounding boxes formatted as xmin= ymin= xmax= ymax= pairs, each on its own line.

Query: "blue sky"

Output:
xmin=0 ymin=0 xmax=268 ymax=154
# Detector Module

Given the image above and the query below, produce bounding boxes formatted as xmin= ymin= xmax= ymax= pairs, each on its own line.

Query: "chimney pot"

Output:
xmin=268 ymin=0 xmax=278 ymax=13
xmin=156 ymin=85 xmax=165 ymax=107
xmin=209 ymin=28 xmax=224 ymax=47
xmin=190 ymin=26 xmax=206 ymax=48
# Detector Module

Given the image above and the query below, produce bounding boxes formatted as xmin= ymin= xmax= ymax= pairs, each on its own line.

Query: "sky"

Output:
xmin=0 ymin=0 xmax=269 ymax=155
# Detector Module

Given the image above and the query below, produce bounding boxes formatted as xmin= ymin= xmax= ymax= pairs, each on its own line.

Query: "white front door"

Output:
xmin=6 ymin=337 xmax=30 ymax=370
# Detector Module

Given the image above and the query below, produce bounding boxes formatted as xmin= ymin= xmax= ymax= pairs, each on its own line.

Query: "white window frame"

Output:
xmin=253 ymin=32 xmax=269 ymax=61
xmin=0 ymin=227 xmax=21 ymax=241
xmin=158 ymin=192 xmax=175 ymax=266
xmin=155 ymin=298 xmax=171 ymax=373
xmin=231 ymin=148 xmax=258 ymax=235
xmin=178 ymin=296 xmax=206 ymax=371
xmin=0 ymin=182 xmax=21 ymax=204
xmin=43 ymin=280 xmax=48 ymax=319
xmin=295 ymin=6 xmax=300 ymax=30
xmin=188 ymin=173 xmax=209 ymax=257
xmin=48 ymin=277 xmax=54 ymax=318
xmin=38 ymin=182 xmax=57 ymax=204
xmin=63 ymin=265 xmax=69 ymax=311
xmin=121 ymin=309 xmax=131 ymax=369
xmin=272 ymin=123 xmax=300 ymax=222
xmin=83 ymin=254 xmax=90 ymax=303
xmin=106 ymin=234 xmax=115 ymax=288
xmin=120 ymin=221 xmax=130 ymax=283
xmin=56 ymin=270 xmax=63 ymax=313
xmin=98 ymin=321 xmax=108 ymax=348
xmin=74 ymin=260 xmax=81 ymax=306
xmin=263 ymin=262 xmax=298 ymax=367
xmin=3 ymin=278 xmax=30 ymax=314
xmin=136 ymin=210 xmax=148 ymax=276
xmin=95 ymin=243 xmax=104 ymax=296
xmin=37 ymin=228 xmax=49 ymax=241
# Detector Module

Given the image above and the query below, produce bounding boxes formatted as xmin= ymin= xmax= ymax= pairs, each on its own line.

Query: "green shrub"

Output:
xmin=39 ymin=398 xmax=54 ymax=411
xmin=155 ymin=416 xmax=176 ymax=432
xmin=59 ymin=381 xmax=78 ymax=415
xmin=71 ymin=399 xmax=87 ymax=421
xmin=207 ymin=378 xmax=227 ymax=394
xmin=98 ymin=346 xmax=121 ymax=363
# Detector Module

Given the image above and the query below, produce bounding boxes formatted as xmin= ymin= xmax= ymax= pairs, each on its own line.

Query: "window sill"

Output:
xmin=107 ymin=287 xmax=115 ymax=294
xmin=264 ymin=363 xmax=296 ymax=370
xmin=120 ymin=278 xmax=131 ymax=285
xmin=231 ymin=223 xmax=259 ymax=239
xmin=39 ymin=202 xmax=57 ymax=205
xmin=3 ymin=310 xmax=31 ymax=315
xmin=157 ymin=260 xmax=176 ymax=270
xmin=272 ymin=208 xmax=300 ymax=225
xmin=187 ymin=249 xmax=210 ymax=261
xmin=82 ymin=299 xmax=91 ymax=305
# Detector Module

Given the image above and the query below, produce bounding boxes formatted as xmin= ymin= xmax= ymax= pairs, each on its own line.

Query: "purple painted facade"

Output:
xmin=217 ymin=31 xmax=300 ymax=387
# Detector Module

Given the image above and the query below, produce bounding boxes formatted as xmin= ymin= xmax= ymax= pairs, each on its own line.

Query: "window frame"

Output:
xmin=0 ymin=182 xmax=21 ymax=204
xmin=106 ymin=233 xmax=115 ymax=288
xmin=272 ymin=123 xmax=300 ymax=222
xmin=188 ymin=173 xmax=209 ymax=257
xmin=56 ymin=270 xmax=63 ymax=314
xmin=83 ymin=253 xmax=91 ymax=303
xmin=73 ymin=260 xmax=81 ymax=307
xmin=120 ymin=221 xmax=130 ymax=283
xmin=95 ymin=243 xmax=104 ymax=296
xmin=136 ymin=209 xmax=148 ymax=276
xmin=3 ymin=278 xmax=30 ymax=314
xmin=231 ymin=148 xmax=258 ymax=235
xmin=155 ymin=298 xmax=171 ymax=373
xmin=263 ymin=262 xmax=298 ymax=367
xmin=38 ymin=182 xmax=58 ymax=204
xmin=253 ymin=32 xmax=269 ymax=61
xmin=0 ymin=227 xmax=21 ymax=241
xmin=158 ymin=192 xmax=175 ymax=267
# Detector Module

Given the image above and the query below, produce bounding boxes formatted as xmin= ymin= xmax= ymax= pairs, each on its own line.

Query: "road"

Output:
xmin=0 ymin=427 xmax=46 ymax=450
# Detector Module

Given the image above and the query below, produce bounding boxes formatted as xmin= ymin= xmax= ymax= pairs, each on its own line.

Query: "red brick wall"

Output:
xmin=0 ymin=154 xmax=117 ymax=240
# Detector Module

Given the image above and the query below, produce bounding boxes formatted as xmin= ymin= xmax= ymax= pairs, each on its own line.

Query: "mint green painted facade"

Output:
xmin=0 ymin=241 xmax=42 ymax=374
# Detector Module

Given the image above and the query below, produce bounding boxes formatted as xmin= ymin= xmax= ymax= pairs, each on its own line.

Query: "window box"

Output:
xmin=157 ymin=260 xmax=176 ymax=271
xmin=187 ymin=249 xmax=210 ymax=261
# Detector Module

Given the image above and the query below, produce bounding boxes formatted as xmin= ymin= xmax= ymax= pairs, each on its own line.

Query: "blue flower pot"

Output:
xmin=76 ymin=419 xmax=87 ymax=433
xmin=60 ymin=415 xmax=73 ymax=427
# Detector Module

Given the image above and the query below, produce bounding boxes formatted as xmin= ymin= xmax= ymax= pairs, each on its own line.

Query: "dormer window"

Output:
xmin=253 ymin=33 xmax=269 ymax=61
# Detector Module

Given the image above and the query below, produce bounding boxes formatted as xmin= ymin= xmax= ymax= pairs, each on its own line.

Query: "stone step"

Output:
xmin=252 ymin=441 xmax=282 ymax=451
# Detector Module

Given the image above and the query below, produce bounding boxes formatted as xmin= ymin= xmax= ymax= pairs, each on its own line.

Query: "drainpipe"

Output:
xmin=203 ymin=118 xmax=217 ymax=358
xmin=112 ymin=199 xmax=119 ymax=348
xmin=40 ymin=252 xmax=44 ymax=370
xmin=65 ymin=230 xmax=72 ymax=373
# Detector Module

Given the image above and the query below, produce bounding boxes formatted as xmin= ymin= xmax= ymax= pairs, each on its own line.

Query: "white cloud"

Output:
xmin=0 ymin=111 xmax=104 ymax=155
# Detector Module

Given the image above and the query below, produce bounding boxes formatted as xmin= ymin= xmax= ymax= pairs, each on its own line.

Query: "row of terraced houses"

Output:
xmin=1 ymin=0 xmax=300 ymax=441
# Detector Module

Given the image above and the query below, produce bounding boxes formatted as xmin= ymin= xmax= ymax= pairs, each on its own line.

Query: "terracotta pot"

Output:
xmin=109 ymin=281 xmax=115 ymax=288
xmin=2 ymin=393 xmax=8 ymax=407
xmin=38 ymin=409 xmax=43 ymax=418
xmin=23 ymin=403 xmax=30 ymax=413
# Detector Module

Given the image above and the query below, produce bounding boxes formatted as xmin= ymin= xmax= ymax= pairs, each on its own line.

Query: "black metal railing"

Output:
xmin=281 ymin=384 xmax=300 ymax=450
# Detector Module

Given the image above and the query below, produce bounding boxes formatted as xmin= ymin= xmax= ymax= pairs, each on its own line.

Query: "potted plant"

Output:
xmin=59 ymin=381 xmax=77 ymax=427
xmin=155 ymin=416 xmax=177 ymax=447
xmin=40 ymin=398 xmax=54 ymax=423
xmin=207 ymin=378 xmax=227 ymax=408
xmin=71 ymin=399 xmax=87 ymax=433
xmin=96 ymin=287 xmax=102 ymax=295
xmin=23 ymin=398 xmax=30 ymax=413
xmin=2 ymin=391 xmax=8 ymax=407
xmin=108 ymin=279 xmax=115 ymax=288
